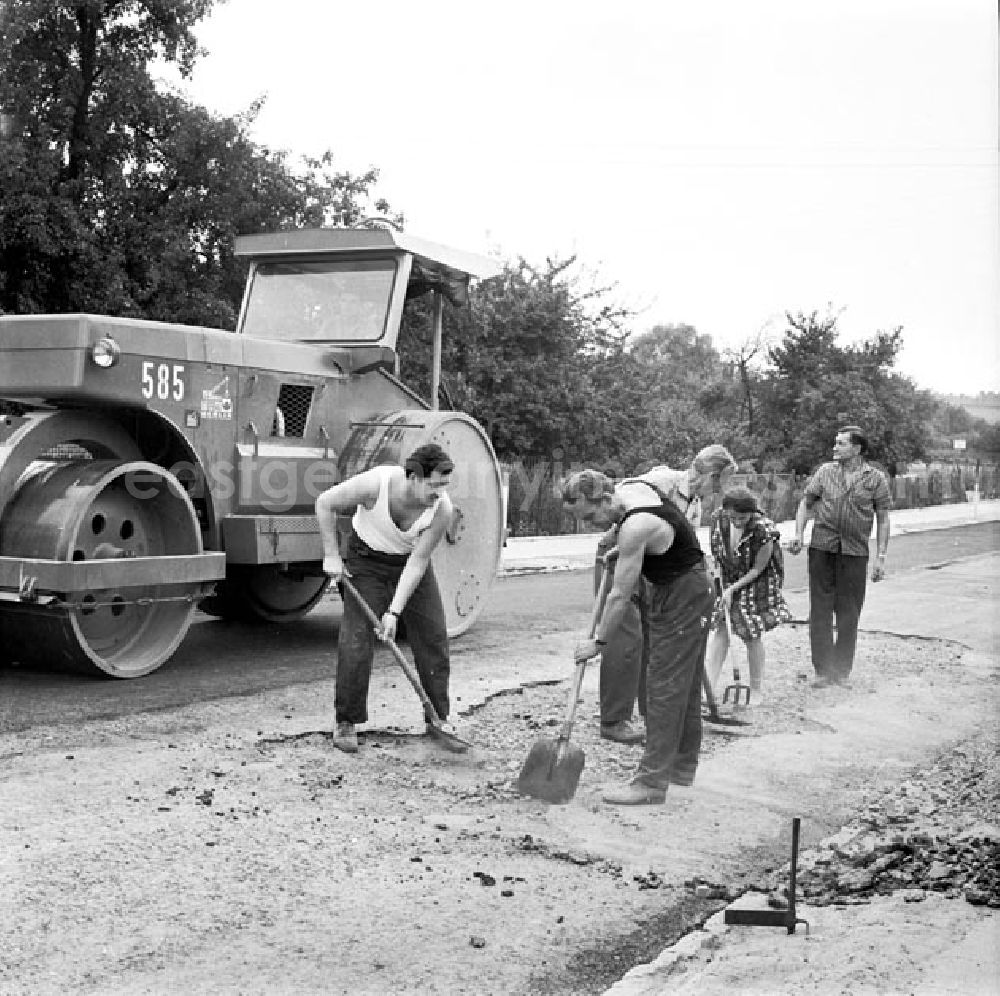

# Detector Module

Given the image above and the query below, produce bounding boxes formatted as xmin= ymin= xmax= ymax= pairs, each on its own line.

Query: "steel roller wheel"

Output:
xmin=0 ymin=410 xmax=144 ymax=529
xmin=338 ymin=410 xmax=503 ymax=636
xmin=199 ymin=566 xmax=329 ymax=623
xmin=0 ymin=460 xmax=203 ymax=677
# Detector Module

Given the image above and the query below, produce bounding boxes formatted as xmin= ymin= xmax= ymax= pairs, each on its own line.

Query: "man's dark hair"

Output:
xmin=404 ymin=443 xmax=454 ymax=479
xmin=839 ymin=425 xmax=869 ymax=456
xmin=559 ymin=469 xmax=614 ymax=504
xmin=721 ymin=485 xmax=760 ymax=514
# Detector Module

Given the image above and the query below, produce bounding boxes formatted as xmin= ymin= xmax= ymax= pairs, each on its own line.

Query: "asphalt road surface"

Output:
xmin=2 ymin=521 xmax=997 ymax=733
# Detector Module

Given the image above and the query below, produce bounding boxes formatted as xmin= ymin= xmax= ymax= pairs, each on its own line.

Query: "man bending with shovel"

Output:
xmin=563 ymin=470 xmax=714 ymax=805
xmin=589 ymin=445 xmax=736 ymax=745
xmin=316 ymin=443 xmax=458 ymax=754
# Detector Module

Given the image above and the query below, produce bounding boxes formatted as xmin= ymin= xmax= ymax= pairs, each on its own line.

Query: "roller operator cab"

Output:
xmin=0 ymin=227 xmax=505 ymax=677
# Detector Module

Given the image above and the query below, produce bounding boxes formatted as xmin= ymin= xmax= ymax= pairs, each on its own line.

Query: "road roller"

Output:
xmin=0 ymin=227 xmax=505 ymax=677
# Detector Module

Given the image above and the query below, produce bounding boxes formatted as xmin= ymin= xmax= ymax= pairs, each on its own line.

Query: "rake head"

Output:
xmin=722 ymin=680 xmax=752 ymax=706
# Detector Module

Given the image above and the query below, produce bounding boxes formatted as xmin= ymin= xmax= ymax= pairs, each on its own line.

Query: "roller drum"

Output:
xmin=0 ymin=459 xmax=203 ymax=677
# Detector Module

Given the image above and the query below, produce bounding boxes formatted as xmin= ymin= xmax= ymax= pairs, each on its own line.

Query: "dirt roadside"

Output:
xmin=607 ymin=724 xmax=1000 ymax=996
xmin=1 ymin=555 xmax=998 ymax=995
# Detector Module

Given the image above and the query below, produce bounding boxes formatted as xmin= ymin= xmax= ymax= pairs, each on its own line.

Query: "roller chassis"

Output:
xmin=0 ymin=228 xmax=504 ymax=677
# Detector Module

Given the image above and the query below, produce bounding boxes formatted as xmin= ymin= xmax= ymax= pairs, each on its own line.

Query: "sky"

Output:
xmin=173 ymin=0 xmax=999 ymax=395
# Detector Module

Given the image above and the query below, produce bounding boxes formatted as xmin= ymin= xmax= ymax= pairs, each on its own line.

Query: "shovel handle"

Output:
xmin=721 ymin=596 xmax=751 ymax=705
xmin=717 ymin=586 xmax=739 ymax=676
xmin=712 ymin=568 xmax=732 ymax=634
xmin=559 ymin=563 xmax=613 ymax=738
xmin=339 ymin=576 xmax=446 ymax=726
xmin=721 ymin=600 xmax=748 ymax=687
xmin=588 ymin=561 xmax=614 ymax=640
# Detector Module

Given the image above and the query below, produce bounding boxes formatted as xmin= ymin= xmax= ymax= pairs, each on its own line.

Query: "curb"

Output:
xmin=601 ymin=639 xmax=1000 ymax=994
xmin=500 ymin=500 xmax=1000 ymax=577
xmin=603 ymin=908 xmax=729 ymax=993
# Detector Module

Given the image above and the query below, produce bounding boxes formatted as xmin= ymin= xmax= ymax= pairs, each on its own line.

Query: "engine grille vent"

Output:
xmin=273 ymin=384 xmax=314 ymax=438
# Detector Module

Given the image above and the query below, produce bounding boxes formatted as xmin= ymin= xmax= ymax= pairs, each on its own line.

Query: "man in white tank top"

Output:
xmin=316 ymin=444 xmax=456 ymax=753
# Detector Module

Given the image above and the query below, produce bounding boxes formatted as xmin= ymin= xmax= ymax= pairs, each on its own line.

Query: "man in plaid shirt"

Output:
xmin=788 ymin=425 xmax=891 ymax=688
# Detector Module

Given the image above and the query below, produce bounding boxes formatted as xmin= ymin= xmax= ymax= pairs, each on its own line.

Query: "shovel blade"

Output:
xmin=426 ymin=721 xmax=471 ymax=754
xmin=517 ymin=737 xmax=586 ymax=804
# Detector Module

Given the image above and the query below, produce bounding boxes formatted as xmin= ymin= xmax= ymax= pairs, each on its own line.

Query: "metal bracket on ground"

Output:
xmin=724 ymin=817 xmax=811 ymax=935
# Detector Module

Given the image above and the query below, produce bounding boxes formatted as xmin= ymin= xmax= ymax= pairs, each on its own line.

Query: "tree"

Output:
xmin=722 ymin=317 xmax=782 ymax=443
xmin=973 ymin=420 xmax=1000 ymax=455
xmin=624 ymin=323 xmax=744 ymax=467
xmin=761 ymin=310 xmax=944 ymax=473
xmin=0 ymin=0 xmax=393 ymax=325
xmin=397 ymin=256 xmax=633 ymax=462
xmin=629 ymin=323 xmax=718 ymax=379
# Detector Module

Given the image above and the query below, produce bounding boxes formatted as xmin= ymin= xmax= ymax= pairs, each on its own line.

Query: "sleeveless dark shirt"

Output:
xmin=618 ymin=484 xmax=704 ymax=585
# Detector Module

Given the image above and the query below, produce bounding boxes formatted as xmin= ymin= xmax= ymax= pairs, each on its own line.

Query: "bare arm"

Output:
xmin=872 ymin=508 xmax=890 ymax=582
xmin=388 ymin=498 xmax=450 ymax=616
xmin=378 ymin=496 xmax=452 ymax=641
xmin=315 ymin=470 xmax=381 ymax=576
xmin=723 ymin=539 xmax=773 ymax=602
xmin=788 ymin=497 xmax=813 ymax=555
xmin=575 ymin=515 xmax=672 ymax=662
xmin=595 ymin=523 xmax=647 ymax=645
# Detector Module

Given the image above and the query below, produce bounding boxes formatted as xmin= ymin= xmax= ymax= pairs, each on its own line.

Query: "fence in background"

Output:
xmin=502 ymin=458 xmax=999 ymax=538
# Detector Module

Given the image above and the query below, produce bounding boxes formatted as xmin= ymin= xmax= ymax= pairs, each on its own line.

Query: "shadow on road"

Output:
xmin=0 ymin=608 xmax=340 ymax=732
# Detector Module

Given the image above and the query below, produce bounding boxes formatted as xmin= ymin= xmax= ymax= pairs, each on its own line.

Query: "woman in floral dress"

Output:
xmin=707 ymin=485 xmax=790 ymax=699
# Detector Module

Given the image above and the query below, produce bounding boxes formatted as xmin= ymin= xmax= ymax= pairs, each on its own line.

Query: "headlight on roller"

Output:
xmin=91 ymin=336 xmax=121 ymax=368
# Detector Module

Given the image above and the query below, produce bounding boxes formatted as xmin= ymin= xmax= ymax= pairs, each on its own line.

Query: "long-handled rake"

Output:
xmin=720 ymin=599 xmax=752 ymax=708
xmin=702 ymin=665 xmax=751 ymax=730
xmin=339 ymin=577 xmax=471 ymax=754
xmin=702 ymin=572 xmax=751 ymax=730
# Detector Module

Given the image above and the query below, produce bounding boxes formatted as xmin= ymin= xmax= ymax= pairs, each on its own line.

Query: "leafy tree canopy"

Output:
xmin=758 ymin=310 xmax=941 ymax=473
xmin=0 ymin=5 xmax=971 ymax=476
xmin=0 ymin=0 xmax=393 ymax=324
xmin=398 ymin=256 xmax=632 ymax=461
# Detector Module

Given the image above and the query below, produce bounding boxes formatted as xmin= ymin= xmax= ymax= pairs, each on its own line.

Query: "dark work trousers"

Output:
xmin=633 ymin=564 xmax=713 ymax=791
xmin=595 ymin=536 xmax=647 ymax=724
xmin=807 ymin=548 xmax=869 ymax=680
xmin=336 ymin=532 xmax=450 ymax=726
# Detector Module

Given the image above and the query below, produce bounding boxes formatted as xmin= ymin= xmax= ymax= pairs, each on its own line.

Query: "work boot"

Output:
xmin=811 ymin=675 xmax=835 ymax=689
xmin=333 ymin=721 xmax=358 ymax=753
xmin=600 ymin=720 xmax=645 ymax=745
xmin=602 ymin=782 xmax=666 ymax=806
xmin=669 ymin=768 xmax=697 ymax=787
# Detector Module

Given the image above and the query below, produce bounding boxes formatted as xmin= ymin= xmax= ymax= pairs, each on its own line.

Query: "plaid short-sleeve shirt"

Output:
xmin=804 ymin=460 xmax=891 ymax=557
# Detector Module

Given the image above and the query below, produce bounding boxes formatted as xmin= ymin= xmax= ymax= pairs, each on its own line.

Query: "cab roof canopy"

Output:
xmin=234 ymin=228 xmax=502 ymax=308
